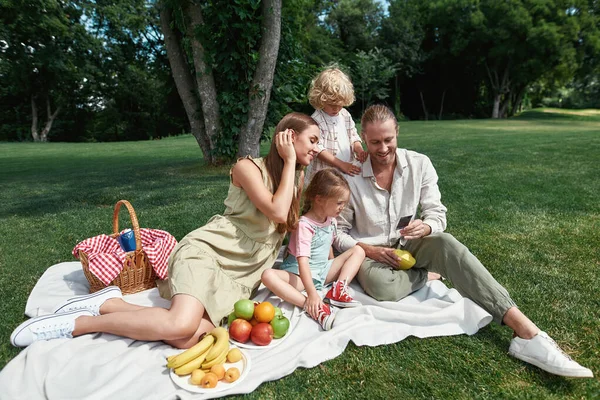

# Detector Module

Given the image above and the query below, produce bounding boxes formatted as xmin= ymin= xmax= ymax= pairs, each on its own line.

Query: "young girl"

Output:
xmin=261 ymin=169 xmax=365 ymax=331
xmin=305 ymin=67 xmax=368 ymax=183
xmin=11 ymin=113 xmax=321 ymax=349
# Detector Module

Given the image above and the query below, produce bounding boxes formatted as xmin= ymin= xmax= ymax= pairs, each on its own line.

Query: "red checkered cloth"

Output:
xmin=72 ymin=229 xmax=177 ymax=285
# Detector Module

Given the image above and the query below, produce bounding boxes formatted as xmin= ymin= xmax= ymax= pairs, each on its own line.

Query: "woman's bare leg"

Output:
xmin=72 ymin=294 xmax=208 ymax=343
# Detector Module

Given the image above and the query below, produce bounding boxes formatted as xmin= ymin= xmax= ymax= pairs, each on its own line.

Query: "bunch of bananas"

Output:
xmin=166 ymin=327 xmax=231 ymax=376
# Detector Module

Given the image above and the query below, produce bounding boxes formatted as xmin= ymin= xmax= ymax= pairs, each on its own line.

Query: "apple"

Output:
xmin=393 ymin=249 xmax=416 ymax=270
xmin=229 ymin=318 xmax=253 ymax=343
xmin=270 ymin=315 xmax=290 ymax=339
xmin=234 ymin=299 xmax=255 ymax=320
xmin=227 ymin=311 xmax=237 ymax=326
xmin=250 ymin=322 xmax=274 ymax=346
xmin=273 ymin=307 xmax=283 ymax=317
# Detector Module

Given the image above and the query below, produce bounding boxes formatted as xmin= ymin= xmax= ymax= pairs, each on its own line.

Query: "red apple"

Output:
xmin=229 ymin=318 xmax=252 ymax=343
xmin=250 ymin=322 xmax=274 ymax=346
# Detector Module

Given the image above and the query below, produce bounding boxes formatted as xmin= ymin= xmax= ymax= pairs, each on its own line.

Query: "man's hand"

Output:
xmin=358 ymin=243 xmax=399 ymax=267
xmin=400 ymin=219 xmax=432 ymax=240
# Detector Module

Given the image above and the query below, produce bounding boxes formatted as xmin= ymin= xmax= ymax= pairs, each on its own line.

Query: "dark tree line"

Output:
xmin=1 ymin=0 xmax=598 ymax=161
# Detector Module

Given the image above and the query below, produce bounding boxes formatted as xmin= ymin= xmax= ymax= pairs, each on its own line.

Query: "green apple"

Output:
xmin=227 ymin=311 xmax=237 ymax=326
xmin=273 ymin=307 xmax=283 ymax=317
xmin=270 ymin=315 xmax=290 ymax=339
xmin=393 ymin=249 xmax=416 ymax=270
xmin=234 ymin=299 xmax=255 ymax=320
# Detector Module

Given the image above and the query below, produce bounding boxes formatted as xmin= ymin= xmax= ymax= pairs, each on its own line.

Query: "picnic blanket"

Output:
xmin=0 ymin=261 xmax=492 ymax=400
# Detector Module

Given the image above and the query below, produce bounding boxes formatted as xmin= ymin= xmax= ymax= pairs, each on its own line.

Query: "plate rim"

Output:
xmin=170 ymin=345 xmax=251 ymax=394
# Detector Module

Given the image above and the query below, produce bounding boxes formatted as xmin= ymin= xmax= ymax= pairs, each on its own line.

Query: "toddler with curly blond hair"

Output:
xmin=305 ymin=67 xmax=367 ymax=183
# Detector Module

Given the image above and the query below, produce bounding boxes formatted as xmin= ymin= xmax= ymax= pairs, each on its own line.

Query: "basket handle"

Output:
xmin=112 ymin=200 xmax=142 ymax=251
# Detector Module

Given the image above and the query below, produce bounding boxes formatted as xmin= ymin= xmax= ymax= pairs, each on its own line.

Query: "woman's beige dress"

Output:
xmin=157 ymin=157 xmax=289 ymax=325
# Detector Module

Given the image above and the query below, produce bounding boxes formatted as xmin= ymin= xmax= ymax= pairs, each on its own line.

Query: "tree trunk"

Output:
xmin=159 ymin=4 xmax=214 ymax=163
xmin=510 ymin=86 xmax=526 ymax=117
xmin=499 ymin=94 xmax=510 ymax=119
xmin=238 ymin=0 xmax=282 ymax=158
xmin=438 ymin=89 xmax=446 ymax=120
xmin=492 ymin=95 xmax=501 ymax=119
xmin=39 ymin=97 xmax=60 ymax=142
xmin=486 ymin=62 xmax=511 ymax=119
xmin=187 ymin=3 xmax=220 ymax=156
xmin=419 ymin=91 xmax=429 ymax=121
xmin=31 ymin=96 xmax=40 ymax=142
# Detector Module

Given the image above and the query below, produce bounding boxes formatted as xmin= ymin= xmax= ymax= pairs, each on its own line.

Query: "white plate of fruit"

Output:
xmin=226 ymin=299 xmax=297 ymax=349
xmin=167 ymin=327 xmax=251 ymax=393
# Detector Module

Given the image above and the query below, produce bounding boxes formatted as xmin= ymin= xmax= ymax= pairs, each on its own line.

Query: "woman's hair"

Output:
xmin=265 ymin=112 xmax=318 ymax=233
xmin=361 ymin=104 xmax=398 ymax=134
xmin=308 ymin=66 xmax=355 ymax=109
xmin=302 ymin=168 xmax=350 ymax=214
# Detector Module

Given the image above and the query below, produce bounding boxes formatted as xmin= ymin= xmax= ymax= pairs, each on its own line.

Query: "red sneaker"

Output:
xmin=307 ymin=303 xmax=335 ymax=331
xmin=325 ymin=280 xmax=361 ymax=308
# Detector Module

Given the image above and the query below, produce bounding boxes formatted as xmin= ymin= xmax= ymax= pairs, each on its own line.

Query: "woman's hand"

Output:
xmin=400 ymin=219 xmax=431 ymax=240
xmin=304 ymin=293 xmax=324 ymax=319
xmin=275 ymin=129 xmax=296 ymax=164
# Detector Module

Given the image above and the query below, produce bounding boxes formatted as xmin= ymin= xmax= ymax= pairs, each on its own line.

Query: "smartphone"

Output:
xmin=396 ymin=215 xmax=413 ymax=230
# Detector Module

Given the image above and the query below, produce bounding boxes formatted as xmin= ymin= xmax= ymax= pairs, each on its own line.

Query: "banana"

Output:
xmin=201 ymin=349 xmax=228 ymax=369
xmin=166 ymin=334 xmax=215 ymax=369
xmin=173 ymin=351 xmax=209 ymax=376
xmin=204 ymin=327 xmax=229 ymax=362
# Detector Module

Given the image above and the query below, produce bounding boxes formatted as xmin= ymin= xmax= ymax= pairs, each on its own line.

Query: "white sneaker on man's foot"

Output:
xmin=508 ymin=331 xmax=593 ymax=378
xmin=53 ymin=286 xmax=122 ymax=316
xmin=10 ymin=309 xmax=93 ymax=347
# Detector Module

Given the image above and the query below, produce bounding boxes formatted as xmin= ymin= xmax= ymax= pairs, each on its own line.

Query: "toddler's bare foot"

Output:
xmin=427 ymin=272 xmax=442 ymax=281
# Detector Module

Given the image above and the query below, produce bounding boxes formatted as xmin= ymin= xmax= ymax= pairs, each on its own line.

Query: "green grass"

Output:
xmin=1 ymin=108 xmax=599 ymax=398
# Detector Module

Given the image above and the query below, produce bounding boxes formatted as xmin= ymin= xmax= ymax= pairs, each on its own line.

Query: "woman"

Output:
xmin=11 ymin=112 xmax=321 ymax=348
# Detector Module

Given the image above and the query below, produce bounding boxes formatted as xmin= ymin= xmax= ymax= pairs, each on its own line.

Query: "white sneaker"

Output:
xmin=508 ymin=331 xmax=594 ymax=378
xmin=10 ymin=309 xmax=93 ymax=347
xmin=53 ymin=286 xmax=122 ymax=316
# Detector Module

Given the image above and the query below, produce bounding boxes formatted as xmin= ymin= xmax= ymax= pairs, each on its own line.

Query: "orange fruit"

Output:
xmin=254 ymin=302 xmax=275 ymax=323
xmin=201 ymin=372 xmax=219 ymax=388
xmin=210 ymin=364 xmax=226 ymax=380
xmin=224 ymin=367 xmax=241 ymax=383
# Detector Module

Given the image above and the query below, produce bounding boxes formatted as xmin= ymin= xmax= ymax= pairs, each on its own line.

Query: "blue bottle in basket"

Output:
xmin=118 ymin=229 xmax=136 ymax=252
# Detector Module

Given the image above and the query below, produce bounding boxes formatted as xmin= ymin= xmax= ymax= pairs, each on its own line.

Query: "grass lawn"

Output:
xmin=1 ymin=108 xmax=599 ymax=398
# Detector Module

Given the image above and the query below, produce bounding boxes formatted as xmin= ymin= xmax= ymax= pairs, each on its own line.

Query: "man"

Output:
xmin=334 ymin=104 xmax=593 ymax=378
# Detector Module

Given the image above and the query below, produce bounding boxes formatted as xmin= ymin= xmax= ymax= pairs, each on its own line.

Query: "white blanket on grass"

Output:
xmin=0 ymin=262 xmax=492 ymax=400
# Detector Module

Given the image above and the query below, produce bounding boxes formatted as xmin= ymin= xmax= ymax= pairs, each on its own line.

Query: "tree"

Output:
xmin=160 ymin=0 xmax=282 ymax=163
xmin=351 ymin=48 xmax=397 ymax=113
xmin=0 ymin=0 xmax=102 ymax=141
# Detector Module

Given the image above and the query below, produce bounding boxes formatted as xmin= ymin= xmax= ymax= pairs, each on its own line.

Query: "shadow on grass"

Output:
xmin=0 ymin=161 xmax=231 ymax=219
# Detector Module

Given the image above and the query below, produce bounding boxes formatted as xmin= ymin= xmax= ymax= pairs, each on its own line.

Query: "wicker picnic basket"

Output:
xmin=80 ymin=200 xmax=157 ymax=295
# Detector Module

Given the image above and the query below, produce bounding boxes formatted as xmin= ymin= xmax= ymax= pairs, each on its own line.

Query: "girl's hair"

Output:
xmin=265 ymin=112 xmax=318 ymax=233
xmin=302 ymin=169 xmax=350 ymax=214
xmin=361 ymin=104 xmax=398 ymax=134
xmin=308 ymin=66 xmax=355 ymax=109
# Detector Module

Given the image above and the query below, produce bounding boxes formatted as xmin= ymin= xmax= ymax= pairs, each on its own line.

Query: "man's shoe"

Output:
xmin=53 ymin=286 xmax=122 ymax=316
xmin=508 ymin=331 xmax=593 ymax=378
xmin=10 ymin=309 xmax=93 ymax=347
xmin=324 ymin=280 xmax=361 ymax=308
